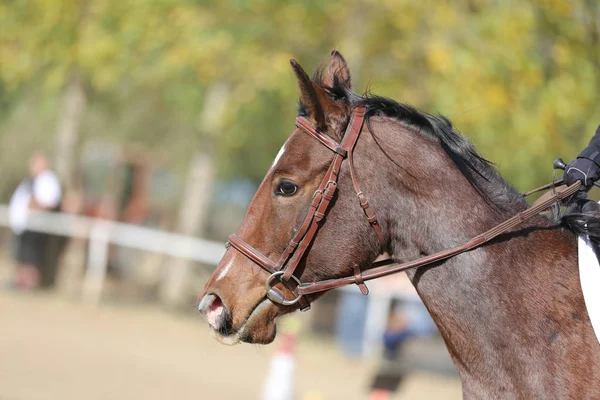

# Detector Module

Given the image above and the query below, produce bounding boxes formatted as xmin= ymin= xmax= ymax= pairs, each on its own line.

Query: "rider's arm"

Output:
xmin=564 ymin=125 xmax=600 ymax=188
xmin=578 ymin=126 xmax=600 ymax=166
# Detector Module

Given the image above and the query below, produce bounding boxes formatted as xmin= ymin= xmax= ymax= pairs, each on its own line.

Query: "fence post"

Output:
xmin=81 ymin=221 xmax=110 ymax=305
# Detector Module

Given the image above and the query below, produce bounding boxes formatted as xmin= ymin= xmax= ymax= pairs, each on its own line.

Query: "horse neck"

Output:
xmin=361 ymin=117 xmax=597 ymax=392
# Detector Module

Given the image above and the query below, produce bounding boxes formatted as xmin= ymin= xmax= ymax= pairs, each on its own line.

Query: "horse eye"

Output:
xmin=276 ymin=181 xmax=298 ymax=197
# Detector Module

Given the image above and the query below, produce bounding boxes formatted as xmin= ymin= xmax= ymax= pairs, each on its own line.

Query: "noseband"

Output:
xmin=226 ymin=106 xmax=582 ymax=311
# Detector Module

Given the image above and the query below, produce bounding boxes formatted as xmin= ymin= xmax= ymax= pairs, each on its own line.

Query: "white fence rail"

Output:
xmin=0 ymin=204 xmax=421 ymax=356
xmin=0 ymin=205 xmax=225 ymax=304
xmin=0 ymin=205 xmax=225 ymax=263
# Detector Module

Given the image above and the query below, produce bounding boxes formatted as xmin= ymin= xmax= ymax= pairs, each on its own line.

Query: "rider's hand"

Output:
xmin=564 ymin=157 xmax=600 ymax=188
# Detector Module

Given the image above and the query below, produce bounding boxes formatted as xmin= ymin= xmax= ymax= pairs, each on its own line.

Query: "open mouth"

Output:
xmin=207 ymin=296 xmax=271 ymax=345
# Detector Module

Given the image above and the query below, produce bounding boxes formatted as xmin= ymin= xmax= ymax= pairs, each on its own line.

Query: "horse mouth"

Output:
xmin=208 ymin=297 xmax=275 ymax=345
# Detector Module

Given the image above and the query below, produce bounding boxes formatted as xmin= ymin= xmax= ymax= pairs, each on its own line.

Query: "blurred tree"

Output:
xmin=356 ymin=0 xmax=600 ymax=189
xmin=0 ymin=0 xmax=598 ymax=200
xmin=212 ymin=0 xmax=600 ymax=189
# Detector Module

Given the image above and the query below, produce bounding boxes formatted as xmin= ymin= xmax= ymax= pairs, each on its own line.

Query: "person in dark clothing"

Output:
xmin=564 ymin=125 xmax=600 ymax=188
xmin=8 ymin=153 xmax=63 ymax=290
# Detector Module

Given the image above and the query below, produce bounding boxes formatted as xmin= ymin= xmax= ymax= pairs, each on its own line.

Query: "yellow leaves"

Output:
xmin=552 ymin=41 xmax=572 ymax=67
xmin=168 ymin=5 xmax=213 ymax=29
xmin=521 ymin=66 xmax=543 ymax=88
xmin=533 ymin=0 xmax=572 ymax=17
xmin=430 ymin=2 xmax=459 ymax=29
xmin=80 ymin=25 xmax=119 ymax=66
xmin=378 ymin=0 xmax=409 ymax=11
xmin=1 ymin=0 xmax=599 ymax=186
xmin=389 ymin=7 xmax=419 ymax=32
xmin=280 ymin=2 xmax=308 ymax=21
xmin=484 ymin=83 xmax=510 ymax=110
xmin=426 ymin=41 xmax=452 ymax=73
xmin=493 ymin=7 xmax=534 ymax=44
xmin=43 ymin=65 xmax=70 ymax=91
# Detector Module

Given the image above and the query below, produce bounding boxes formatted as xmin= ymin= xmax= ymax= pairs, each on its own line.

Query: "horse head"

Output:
xmin=198 ymin=51 xmax=391 ymax=344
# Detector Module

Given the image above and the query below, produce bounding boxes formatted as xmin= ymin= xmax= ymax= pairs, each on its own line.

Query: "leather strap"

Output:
xmin=296 ymin=181 xmax=582 ymax=295
xmin=354 ymin=265 xmax=369 ymax=295
xmin=296 ymin=117 xmax=344 ymax=155
xmin=521 ymin=178 xmax=564 ymax=197
xmin=227 ymin=234 xmax=276 ymax=274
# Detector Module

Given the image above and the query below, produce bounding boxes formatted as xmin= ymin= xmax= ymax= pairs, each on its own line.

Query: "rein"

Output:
xmin=226 ymin=106 xmax=582 ymax=311
xmin=297 ymin=181 xmax=581 ymax=296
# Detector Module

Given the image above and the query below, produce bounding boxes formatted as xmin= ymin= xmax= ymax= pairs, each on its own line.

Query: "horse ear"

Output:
xmin=290 ymin=59 xmax=326 ymax=129
xmin=322 ymin=50 xmax=351 ymax=89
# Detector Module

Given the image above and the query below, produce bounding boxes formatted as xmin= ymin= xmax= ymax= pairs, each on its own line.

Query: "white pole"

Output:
xmin=81 ymin=221 xmax=110 ymax=305
xmin=261 ymin=316 xmax=301 ymax=400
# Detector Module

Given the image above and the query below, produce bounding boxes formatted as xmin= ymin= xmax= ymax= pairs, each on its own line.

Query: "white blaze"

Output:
xmin=270 ymin=143 xmax=287 ymax=170
xmin=216 ymin=258 xmax=234 ymax=281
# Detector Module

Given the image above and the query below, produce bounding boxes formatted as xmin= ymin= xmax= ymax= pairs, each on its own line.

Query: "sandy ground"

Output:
xmin=0 ymin=291 xmax=461 ymax=400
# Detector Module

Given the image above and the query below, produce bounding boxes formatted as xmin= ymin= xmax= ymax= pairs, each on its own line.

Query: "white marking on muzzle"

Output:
xmin=216 ymin=258 xmax=234 ymax=281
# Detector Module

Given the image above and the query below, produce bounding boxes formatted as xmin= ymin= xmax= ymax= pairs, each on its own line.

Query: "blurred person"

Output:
xmin=8 ymin=153 xmax=62 ymax=290
xmin=368 ymin=300 xmax=437 ymax=400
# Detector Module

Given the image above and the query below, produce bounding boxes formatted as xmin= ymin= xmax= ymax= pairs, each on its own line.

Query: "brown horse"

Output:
xmin=199 ymin=50 xmax=600 ymax=398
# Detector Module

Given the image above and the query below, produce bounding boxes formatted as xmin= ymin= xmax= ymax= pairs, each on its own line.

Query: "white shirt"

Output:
xmin=8 ymin=170 xmax=62 ymax=234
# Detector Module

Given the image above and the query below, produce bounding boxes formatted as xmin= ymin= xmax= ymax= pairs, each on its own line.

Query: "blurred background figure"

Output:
xmin=8 ymin=152 xmax=62 ymax=290
xmin=368 ymin=300 xmax=438 ymax=400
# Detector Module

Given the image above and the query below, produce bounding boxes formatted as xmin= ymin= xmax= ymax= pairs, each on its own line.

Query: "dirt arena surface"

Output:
xmin=0 ymin=291 xmax=461 ymax=400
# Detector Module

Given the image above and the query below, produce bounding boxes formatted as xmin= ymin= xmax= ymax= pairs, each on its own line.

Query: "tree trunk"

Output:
xmin=55 ymin=71 xmax=86 ymax=191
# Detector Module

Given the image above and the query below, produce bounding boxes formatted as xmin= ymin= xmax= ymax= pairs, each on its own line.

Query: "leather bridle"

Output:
xmin=226 ymin=105 xmax=582 ymax=312
xmin=227 ymin=106 xmax=383 ymax=311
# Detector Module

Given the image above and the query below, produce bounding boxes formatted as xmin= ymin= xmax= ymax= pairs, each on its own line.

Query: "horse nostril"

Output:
xmin=198 ymin=294 xmax=231 ymax=334
xmin=206 ymin=296 xmax=224 ymax=326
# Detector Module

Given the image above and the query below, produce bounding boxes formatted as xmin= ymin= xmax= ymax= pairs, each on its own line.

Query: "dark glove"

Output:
xmin=564 ymin=157 xmax=600 ymax=188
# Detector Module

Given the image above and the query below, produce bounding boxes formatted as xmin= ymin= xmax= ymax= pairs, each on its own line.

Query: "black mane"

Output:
xmin=359 ymin=95 xmax=527 ymax=213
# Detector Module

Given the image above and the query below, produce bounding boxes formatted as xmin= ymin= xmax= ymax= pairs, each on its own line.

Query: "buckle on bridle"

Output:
xmin=324 ymin=180 xmax=337 ymax=191
xmin=312 ymin=189 xmax=323 ymax=201
xmin=265 ymin=271 xmax=303 ymax=306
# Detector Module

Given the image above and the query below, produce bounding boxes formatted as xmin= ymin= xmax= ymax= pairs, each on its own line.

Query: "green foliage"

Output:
xmin=0 ymin=0 xmax=599 ymax=191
